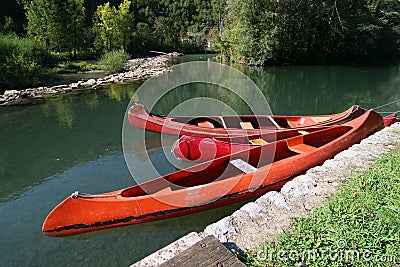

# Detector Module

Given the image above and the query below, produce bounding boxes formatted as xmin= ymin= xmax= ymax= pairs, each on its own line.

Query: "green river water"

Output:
xmin=0 ymin=55 xmax=399 ymax=266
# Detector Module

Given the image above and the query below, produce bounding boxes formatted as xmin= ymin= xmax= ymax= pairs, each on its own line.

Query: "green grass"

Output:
xmin=53 ymin=61 xmax=99 ymax=74
xmin=243 ymin=146 xmax=400 ymax=267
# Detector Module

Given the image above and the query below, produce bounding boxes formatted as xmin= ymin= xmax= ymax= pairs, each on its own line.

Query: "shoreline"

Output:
xmin=131 ymin=122 xmax=400 ymax=266
xmin=0 ymin=52 xmax=182 ymax=106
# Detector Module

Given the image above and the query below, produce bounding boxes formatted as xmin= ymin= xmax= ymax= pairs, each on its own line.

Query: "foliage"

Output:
xmin=244 ymin=148 xmax=400 ymax=267
xmin=0 ymin=34 xmax=55 ymax=89
xmin=93 ymin=0 xmax=134 ymax=53
xmin=65 ymin=0 xmax=87 ymax=58
xmin=129 ymin=22 xmax=158 ymax=57
xmin=23 ymin=0 xmax=88 ymax=58
xmin=98 ymin=49 xmax=130 ymax=73
xmin=4 ymin=0 xmax=399 ymax=66
xmin=0 ymin=0 xmax=25 ymax=34
xmin=219 ymin=0 xmax=400 ymax=65
xmin=12 ymin=0 xmax=216 ymax=58
xmin=116 ymin=0 xmax=134 ymax=50
xmin=93 ymin=2 xmax=117 ymax=52
xmin=25 ymin=0 xmax=68 ymax=51
xmin=129 ymin=0 xmax=213 ymax=56
xmin=0 ymin=16 xmax=16 ymax=34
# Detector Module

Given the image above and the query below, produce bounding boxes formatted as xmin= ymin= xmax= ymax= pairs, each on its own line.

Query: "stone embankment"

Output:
xmin=0 ymin=52 xmax=182 ymax=106
xmin=132 ymin=122 xmax=400 ymax=266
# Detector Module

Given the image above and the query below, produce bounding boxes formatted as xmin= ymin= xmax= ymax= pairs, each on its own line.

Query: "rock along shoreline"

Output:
xmin=0 ymin=52 xmax=182 ymax=106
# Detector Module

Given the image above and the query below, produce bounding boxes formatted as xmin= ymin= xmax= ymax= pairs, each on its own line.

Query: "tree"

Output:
xmin=211 ymin=0 xmax=226 ymax=34
xmin=25 ymin=0 xmax=51 ymax=47
xmin=24 ymin=0 xmax=87 ymax=56
xmin=1 ymin=17 xmax=16 ymax=34
xmin=217 ymin=0 xmax=399 ymax=65
xmin=46 ymin=0 xmax=69 ymax=53
xmin=154 ymin=16 xmax=178 ymax=50
xmin=115 ymin=0 xmax=134 ymax=50
xmin=130 ymin=22 xmax=157 ymax=56
xmin=93 ymin=2 xmax=117 ymax=51
xmin=93 ymin=0 xmax=134 ymax=52
xmin=66 ymin=0 xmax=86 ymax=58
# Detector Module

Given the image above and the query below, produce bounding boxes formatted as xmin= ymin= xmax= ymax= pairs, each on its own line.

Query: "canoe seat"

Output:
xmin=240 ymin=122 xmax=254 ymax=129
xmin=311 ymin=116 xmax=331 ymax=123
xmin=298 ymin=130 xmax=309 ymax=135
xmin=269 ymin=116 xmax=283 ymax=129
xmin=198 ymin=121 xmax=214 ymax=128
xmin=249 ymin=139 xmax=269 ymax=145
xmin=289 ymin=143 xmax=317 ymax=154
xmin=230 ymin=159 xmax=258 ymax=174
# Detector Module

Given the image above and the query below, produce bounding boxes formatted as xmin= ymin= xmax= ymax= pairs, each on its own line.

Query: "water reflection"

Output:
xmin=235 ymin=65 xmax=400 ymax=115
xmin=0 ymin=86 xmax=138 ymax=201
xmin=106 ymin=82 xmax=139 ymax=102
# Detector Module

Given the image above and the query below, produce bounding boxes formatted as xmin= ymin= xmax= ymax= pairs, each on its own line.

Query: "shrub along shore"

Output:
xmin=0 ymin=52 xmax=181 ymax=106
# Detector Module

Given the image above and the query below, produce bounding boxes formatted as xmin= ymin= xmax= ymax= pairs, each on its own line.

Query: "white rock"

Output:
xmin=85 ymin=79 xmax=96 ymax=86
xmin=3 ymin=90 xmax=19 ymax=96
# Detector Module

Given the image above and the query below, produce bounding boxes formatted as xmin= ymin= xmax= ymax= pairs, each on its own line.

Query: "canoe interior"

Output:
xmin=169 ymin=115 xmax=293 ymax=129
xmin=121 ymin=125 xmax=352 ymax=198
xmin=216 ymin=126 xmax=333 ymax=145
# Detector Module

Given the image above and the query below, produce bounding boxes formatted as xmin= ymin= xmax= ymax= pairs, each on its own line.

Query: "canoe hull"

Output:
xmin=128 ymin=104 xmax=365 ymax=138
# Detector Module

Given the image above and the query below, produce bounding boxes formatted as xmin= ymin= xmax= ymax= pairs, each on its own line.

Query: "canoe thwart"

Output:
xmin=289 ymin=143 xmax=317 ymax=154
xmin=230 ymin=159 xmax=258 ymax=174
xmin=311 ymin=116 xmax=331 ymax=123
xmin=249 ymin=139 xmax=269 ymax=145
xmin=240 ymin=122 xmax=254 ymax=129
xmin=298 ymin=130 xmax=309 ymax=135
xmin=197 ymin=121 xmax=215 ymax=128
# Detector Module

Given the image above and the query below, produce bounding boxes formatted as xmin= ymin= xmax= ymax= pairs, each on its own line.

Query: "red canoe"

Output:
xmin=42 ymin=110 xmax=383 ymax=237
xmin=128 ymin=103 xmax=365 ymax=138
xmin=173 ymin=113 xmax=398 ymax=161
xmin=172 ymin=127 xmax=325 ymax=161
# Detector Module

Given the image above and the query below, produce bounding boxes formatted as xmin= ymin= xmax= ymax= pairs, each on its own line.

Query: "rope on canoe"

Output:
xmin=370 ymin=98 xmax=400 ymax=111
xmin=71 ymin=191 xmax=119 ymax=199
xmin=376 ymin=109 xmax=400 ymax=114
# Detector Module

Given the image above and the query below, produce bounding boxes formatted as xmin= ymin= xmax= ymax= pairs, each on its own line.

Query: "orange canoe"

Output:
xmin=128 ymin=103 xmax=365 ymax=138
xmin=42 ymin=110 xmax=383 ymax=237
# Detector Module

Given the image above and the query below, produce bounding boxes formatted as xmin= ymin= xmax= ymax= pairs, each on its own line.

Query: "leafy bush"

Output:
xmin=98 ymin=49 xmax=130 ymax=74
xmin=0 ymin=34 xmax=56 ymax=91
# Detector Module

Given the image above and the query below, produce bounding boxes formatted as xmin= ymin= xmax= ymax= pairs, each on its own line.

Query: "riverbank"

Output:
xmin=132 ymin=122 xmax=400 ymax=266
xmin=244 ymin=146 xmax=400 ymax=266
xmin=0 ymin=52 xmax=182 ymax=106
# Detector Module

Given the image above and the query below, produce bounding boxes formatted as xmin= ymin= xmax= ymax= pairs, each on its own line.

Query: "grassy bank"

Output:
xmin=53 ymin=61 xmax=99 ymax=74
xmin=242 ymin=146 xmax=400 ymax=267
xmin=0 ymin=37 xmax=131 ymax=92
